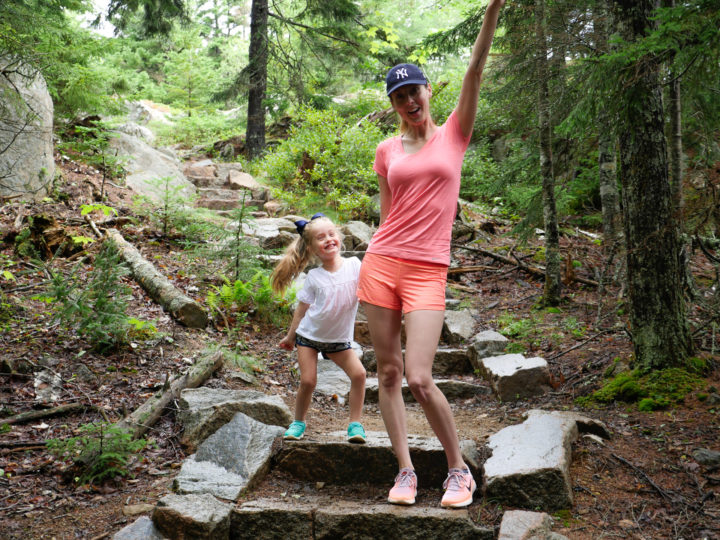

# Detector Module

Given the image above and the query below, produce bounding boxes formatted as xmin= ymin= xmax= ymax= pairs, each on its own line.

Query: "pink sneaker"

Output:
xmin=440 ymin=468 xmax=476 ymax=508
xmin=387 ymin=468 xmax=417 ymax=505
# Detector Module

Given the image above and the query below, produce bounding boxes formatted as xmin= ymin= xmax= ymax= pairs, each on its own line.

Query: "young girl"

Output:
xmin=271 ymin=213 xmax=367 ymax=443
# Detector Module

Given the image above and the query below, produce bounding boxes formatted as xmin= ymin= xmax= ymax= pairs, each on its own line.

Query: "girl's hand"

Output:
xmin=279 ymin=335 xmax=294 ymax=350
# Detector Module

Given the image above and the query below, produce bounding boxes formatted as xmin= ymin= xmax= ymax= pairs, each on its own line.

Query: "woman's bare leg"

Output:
xmin=404 ymin=309 xmax=465 ymax=469
xmin=362 ymin=302 xmax=411 ymax=468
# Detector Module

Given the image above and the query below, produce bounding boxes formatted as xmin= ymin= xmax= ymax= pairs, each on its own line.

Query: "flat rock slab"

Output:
xmin=469 ymin=330 xmax=509 ymax=370
xmin=153 ymin=493 xmax=233 ymax=539
xmin=232 ymin=498 xmax=493 ymax=540
xmin=174 ymin=412 xmax=284 ymax=500
xmin=363 ymin=377 xmax=490 ymax=403
xmin=484 ymin=410 xmax=608 ymax=511
xmin=362 ymin=348 xmax=472 ymax=375
xmin=275 ymin=430 xmax=480 ymax=487
xmin=112 ymin=516 xmax=166 ymax=540
xmin=178 ymin=387 xmax=292 ymax=449
xmin=478 ymin=353 xmax=550 ymax=401
xmin=499 ymin=510 xmax=569 ymax=540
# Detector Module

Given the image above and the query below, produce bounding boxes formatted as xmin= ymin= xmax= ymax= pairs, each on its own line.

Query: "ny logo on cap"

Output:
xmin=395 ymin=67 xmax=409 ymax=79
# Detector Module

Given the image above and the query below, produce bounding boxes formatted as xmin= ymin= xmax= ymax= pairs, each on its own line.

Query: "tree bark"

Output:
xmin=596 ymin=0 xmax=622 ymax=252
xmin=536 ymin=0 xmax=561 ymax=306
xmin=105 ymin=228 xmax=208 ymax=328
xmin=612 ymin=0 xmax=693 ymax=370
xmin=246 ymin=0 xmax=268 ymax=159
xmin=115 ymin=350 xmax=224 ymax=439
xmin=0 ymin=403 xmax=85 ymax=426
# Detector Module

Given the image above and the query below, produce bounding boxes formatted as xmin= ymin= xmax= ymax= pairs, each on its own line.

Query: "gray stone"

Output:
xmin=361 ymin=348 xmax=471 ymax=375
xmin=232 ymin=498 xmax=493 ymax=540
xmin=693 ymin=448 xmax=720 ymax=469
xmin=315 ymin=501 xmax=493 ymax=539
xmin=442 ymin=309 xmax=477 ymax=344
xmin=479 ymin=354 xmax=551 ymax=401
xmin=109 ymin=132 xmax=196 ymax=202
xmin=0 ymin=59 xmax=54 ymax=201
xmin=363 ymin=377 xmax=489 ymax=403
xmin=178 ymin=388 xmax=292 ymax=450
xmin=231 ymin=498 xmax=315 ymax=539
xmin=484 ymin=410 xmax=607 ymax=511
xmin=112 ymin=516 xmax=166 ymax=540
xmin=341 ymin=221 xmax=374 ymax=251
xmin=116 ymin=122 xmax=155 ymax=144
xmin=469 ymin=330 xmax=509 ymax=370
xmin=275 ymin=430 xmax=480 ymax=487
xmin=153 ymin=493 xmax=232 ymax=540
xmin=315 ymin=357 xmax=351 ymax=398
xmin=173 ymin=412 xmax=284 ymax=500
xmin=499 ymin=510 xmax=556 ymax=540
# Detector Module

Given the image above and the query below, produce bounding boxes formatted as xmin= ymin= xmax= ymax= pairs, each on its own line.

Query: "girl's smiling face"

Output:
xmin=308 ymin=220 xmax=341 ymax=261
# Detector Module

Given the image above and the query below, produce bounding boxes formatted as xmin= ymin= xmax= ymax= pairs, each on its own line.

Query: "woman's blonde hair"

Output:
xmin=270 ymin=216 xmax=342 ymax=295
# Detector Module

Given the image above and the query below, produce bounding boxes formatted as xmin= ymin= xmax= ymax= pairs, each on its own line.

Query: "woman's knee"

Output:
xmin=377 ymin=360 xmax=403 ymax=388
xmin=406 ymin=375 xmax=435 ymax=404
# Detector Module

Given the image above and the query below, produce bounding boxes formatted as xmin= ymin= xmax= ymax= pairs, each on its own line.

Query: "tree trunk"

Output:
xmin=596 ymin=0 xmax=621 ymax=252
xmin=105 ymin=228 xmax=208 ymax=328
xmin=612 ymin=0 xmax=693 ymax=371
xmin=115 ymin=350 xmax=224 ymax=439
xmin=246 ymin=0 xmax=268 ymax=159
xmin=536 ymin=0 xmax=561 ymax=305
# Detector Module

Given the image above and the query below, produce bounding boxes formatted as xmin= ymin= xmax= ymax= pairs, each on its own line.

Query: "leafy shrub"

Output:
xmin=152 ymin=110 xmax=239 ymax=148
xmin=261 ymin=107 xmax=385 ymax=220
xmin=207 ymin=272 xmax=295 ymax=328
xmin=48 ymin=244 xmax=133 ymax=352
xmin=47 ymin=422 xmax=147 ymax=485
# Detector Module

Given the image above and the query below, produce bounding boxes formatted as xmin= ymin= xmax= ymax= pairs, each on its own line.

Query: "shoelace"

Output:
xmin=394 ymin=470 xmax=416 ymax=487
xmin=443 ymin=470 xmax=469 ymax=491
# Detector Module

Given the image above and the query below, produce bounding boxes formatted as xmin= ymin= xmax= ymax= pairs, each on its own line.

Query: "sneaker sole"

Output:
xmin=283 ymin=434 xmax=304 ymax=440
xmin=440 ymin=481 xmax=476 ymax=508
xmin=347 ymin=435 xmax=366 ymax=443
xmin=387 ymin=496 xmax=416 ymax=505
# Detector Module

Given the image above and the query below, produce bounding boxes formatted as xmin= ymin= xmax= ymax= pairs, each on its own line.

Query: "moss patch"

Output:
xmin=577 ymin=367 xmax=705 ymax=411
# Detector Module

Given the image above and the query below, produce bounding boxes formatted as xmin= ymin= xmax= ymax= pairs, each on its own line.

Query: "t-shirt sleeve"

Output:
xmin=445 ymin=109 xmax=472 ymax=150
xmin=373 ymin=138 xmax=391 ymax=178
xmin=296 ymin=272 xmax=317 ymax=305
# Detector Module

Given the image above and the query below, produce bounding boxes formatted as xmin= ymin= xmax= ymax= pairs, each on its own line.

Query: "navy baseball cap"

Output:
xmin=385 ymin=63 xmax=428 ymax=95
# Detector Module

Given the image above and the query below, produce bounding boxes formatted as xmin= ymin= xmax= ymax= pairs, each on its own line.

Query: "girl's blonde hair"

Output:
xmin=270 ymin=216 xmax=342 ymax=295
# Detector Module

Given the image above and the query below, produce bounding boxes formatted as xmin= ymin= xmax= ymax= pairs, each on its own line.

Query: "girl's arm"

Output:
xmin=279 ymin=302 xmax=310 ymax=350
xmin=456 ymin=0 xmax=505 ymax=137
xmin=378 ymin=174 xmax=391 ymax=225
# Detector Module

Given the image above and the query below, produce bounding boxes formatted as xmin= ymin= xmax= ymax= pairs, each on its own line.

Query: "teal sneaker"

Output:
xmin=283 ymin=420 xmax=306 ymax=440
xmin=347 ymin=422 xmax=366 ymax=444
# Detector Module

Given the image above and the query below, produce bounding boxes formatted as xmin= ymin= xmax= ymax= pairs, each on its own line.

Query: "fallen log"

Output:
xmin=115 ymin=350 xmax=224 ymax=439
xmin=105 ymin=228 xmax=208 ymax=328
xmin=452 ymin=243 xmax=599 ymax=287
xmin=0 ymin=402 xmax=86 ymax=426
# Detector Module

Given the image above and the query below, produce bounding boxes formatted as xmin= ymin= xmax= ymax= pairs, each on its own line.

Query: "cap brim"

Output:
xmin=387 ymin=79 xmax=428 ymax=96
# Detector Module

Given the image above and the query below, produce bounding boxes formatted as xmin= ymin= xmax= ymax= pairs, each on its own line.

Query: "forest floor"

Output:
xmin=1 ymin=158 xmax=719 ymax=540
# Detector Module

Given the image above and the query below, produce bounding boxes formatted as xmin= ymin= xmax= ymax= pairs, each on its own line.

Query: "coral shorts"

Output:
xmin=357 ymin=252 xmax=447 ymax=314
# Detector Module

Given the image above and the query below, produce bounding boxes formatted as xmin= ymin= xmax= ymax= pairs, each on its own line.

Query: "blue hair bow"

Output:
xmin=294 ymin=212 xmax=326 ymax=235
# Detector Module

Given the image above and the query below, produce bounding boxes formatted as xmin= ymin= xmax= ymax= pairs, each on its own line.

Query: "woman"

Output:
xmin=356 ymin=0 xmax=505 ymax=508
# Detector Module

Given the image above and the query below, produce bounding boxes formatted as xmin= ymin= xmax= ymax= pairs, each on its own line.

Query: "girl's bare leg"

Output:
xmin=294 ymin=346 xmax=318 ymax=421
xmin=328 ymin=348 xmax=367 ymax=423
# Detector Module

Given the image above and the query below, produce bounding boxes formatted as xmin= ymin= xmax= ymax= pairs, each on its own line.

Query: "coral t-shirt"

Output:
xmin=368 ymin=109 xmax=471 ymax=266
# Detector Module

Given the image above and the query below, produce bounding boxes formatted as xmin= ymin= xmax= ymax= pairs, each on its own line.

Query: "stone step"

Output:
xmin=275 ymin=430 xmax=481 ymax=488
xmin=232 ymin=497 xmax=494 ymax=539
xmin=363 ymin=376 xmax=490 ymax=403
xmin=361 ymin=347 xmax=473 ymax=375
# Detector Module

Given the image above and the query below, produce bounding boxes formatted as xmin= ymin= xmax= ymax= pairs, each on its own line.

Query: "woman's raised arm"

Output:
xmin=456 ymin=0 xmax=505 ymax=137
